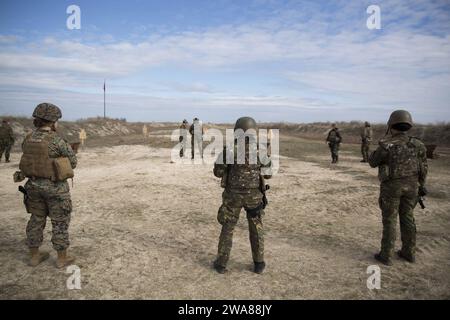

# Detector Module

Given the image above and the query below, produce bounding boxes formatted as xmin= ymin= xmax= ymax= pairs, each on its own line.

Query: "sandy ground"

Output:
xmin=0 ymin=141 xmax=449 ymax=300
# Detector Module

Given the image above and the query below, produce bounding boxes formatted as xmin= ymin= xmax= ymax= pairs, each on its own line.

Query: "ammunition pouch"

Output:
xmin=53 ymin=157 xmax=74 ymax=181
xmin=20 ymin=132 xmax=74 ymax=182
xmin=245 ymin=203 xmax=264 ymax=218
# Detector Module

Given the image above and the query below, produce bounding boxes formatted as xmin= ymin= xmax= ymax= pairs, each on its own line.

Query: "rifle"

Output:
xmin=418 ymin=186 xmax=427 ymax=210
xmin=418 ymin=196 xmax=426 ymax=209
xmin=18 ymin=185 xmax=28 ymax=206
xmin=19 ymin=185 xmax=27 ymax=196
xmin=260 ymin=175 xmax=270 ymax=209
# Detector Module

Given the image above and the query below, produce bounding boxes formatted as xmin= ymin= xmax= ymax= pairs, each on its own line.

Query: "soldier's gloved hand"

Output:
xmin=419 ymin=186 xmax=428 ymax=197
xmin=13 ymin=171 xmax=25 ymax=183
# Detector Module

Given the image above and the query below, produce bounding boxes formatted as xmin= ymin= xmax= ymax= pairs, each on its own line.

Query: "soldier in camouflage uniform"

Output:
xmin=369 ymin=110 xmax=428 ymax=266
xmin=326 ymin=123 xmax=342 ymax=163
xmin=213 ymin=117 xmax=272 ymax=274
xmin=189 ymin=118 xmax=204 ymax=159
xmin=0 ymin=119 xmax=15 ymax=163
xmin=17 ymin=103 xmax=77 ymax=268
xmin=179 ymin=119 xmax=189 ymax=158
xmin=360 ymin=121 xmax=373 ymax=163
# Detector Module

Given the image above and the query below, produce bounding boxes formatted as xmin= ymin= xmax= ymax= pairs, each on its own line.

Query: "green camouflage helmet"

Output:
xmin=234 ymin=116 xmax=257 ymax=131
xmin=388 ymin=110 xmax=413 ymax=127
xmin=33 ymin=103 xmax=62 ymax=122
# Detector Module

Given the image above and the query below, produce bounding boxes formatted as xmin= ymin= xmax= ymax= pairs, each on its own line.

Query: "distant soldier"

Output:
xmin=16 ymin=103 xmax=77 ymax=268
xmin=189 ymin=117 xmax=204 ymax=159
xmin=79 ymin=128 xmax=87 ymax=147
xmin=0 ymin=119 xmax=15 ymax=163
xmin=213 ymin=117 xmax=272 ymax=274
xmin=369 ymin=110 xmax=428 ymax=266
xmin=326 ymin=123 xmax=342 ymax=163
xmin=361 ymin=121 xmax=373 ymax=163
xmin=142 ymin=124 xmax=148 ymax=142
xmin=179 ymin=119 xmax=189 ymax=158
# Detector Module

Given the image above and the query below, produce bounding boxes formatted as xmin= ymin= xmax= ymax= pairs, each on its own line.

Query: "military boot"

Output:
xmin=29 ymin=248 xmax=50 ymax=267
xmin=254 ymin=261 xmax=266 ymax=274
xmin=397 ymin=250 xmax=415 ymax=263
xmin=56 ymin=250 xmax=76 ymax=269
xmin=374 ymin=253 xmax=393 ymax=266
xmin=213 ymin=260 xmax=227 ymax=274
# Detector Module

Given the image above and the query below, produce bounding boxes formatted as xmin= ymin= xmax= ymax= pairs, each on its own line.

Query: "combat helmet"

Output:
xmin=33 ymin=103 xmax=62 ymax=122
xmin=388 ymin=110 xmax=413 ymax=128
xmin=234 ymin=117 xmax=257 ymax=131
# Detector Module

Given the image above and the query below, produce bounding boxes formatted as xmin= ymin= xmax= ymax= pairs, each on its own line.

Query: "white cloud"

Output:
xmin=0 ymin=0 xmax=449 ymax=121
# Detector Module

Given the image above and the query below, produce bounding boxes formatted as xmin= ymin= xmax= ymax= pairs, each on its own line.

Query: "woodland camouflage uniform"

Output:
xmin=23 ymin=128 xmax=77 ymax=251
xmin=369 ymin=110 xmax=428 ymax=265
xmin=0 ymin=120 xmax=15 ymax=162
xmin=189 ymin=118 xmax=204 ymax=159
xmin=18 ymin=103 xmax=77 ymax=268
xmin=361 ymin=122 xmax=373 ymax=162
xmin=326 ymin=124 xmax=342 ymax=163
xmin=179 ymin=120 xmax=189 ymax=158
xmin=213 ymin=117 xmax=271 ymax=274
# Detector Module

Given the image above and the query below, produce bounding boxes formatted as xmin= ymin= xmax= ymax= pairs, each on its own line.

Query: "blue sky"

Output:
xmin=0 ymin=0 xmax=449 ymax=123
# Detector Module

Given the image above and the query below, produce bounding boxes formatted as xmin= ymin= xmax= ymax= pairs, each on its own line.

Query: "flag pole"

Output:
xmin=103 ymin=79 xmax=106 ymax=119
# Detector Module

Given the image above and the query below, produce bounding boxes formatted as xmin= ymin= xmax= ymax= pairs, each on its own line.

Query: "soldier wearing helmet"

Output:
xmin=360 ymin=121 xmax=373 ymax=163
xmin=326 ymin=123 xmax=342 ymax=163
xmin=179 ymin=119 xmax=189 ymax=158
xmin=16 ymin=103 xmax=77 ymax=268
xmin=213 ymin=117 xmax=272 ymax=274
xmin=369 ymin=110 xmax=428 ymax=266
xmin=0 ymin=118 xmax=15 ymax=163
xmin=189 ymin=117 xmax=204 ymax=159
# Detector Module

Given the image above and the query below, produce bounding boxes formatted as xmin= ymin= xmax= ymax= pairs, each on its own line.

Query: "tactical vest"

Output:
xmin=328 ymin=130 xmax=338 ymax=143
xmin=0 ymin=126 xmax=10 ymax=142
xmin=19 ymin=132 xmax=57 ymax=180
xmin=361 ymin=127 xmax=371 ymax=140
xmin=227 ymin=162 xmax=261 ymax=190
xmin=387 ymin=138 xmax=419 ymax=180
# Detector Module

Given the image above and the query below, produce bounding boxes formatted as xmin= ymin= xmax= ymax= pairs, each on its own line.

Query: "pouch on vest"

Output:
xmin=20 ymin=134 xmax=55 ymax=180
xmin=328 ymin=130 xmax=339 ymax=143
xmin=53 ymin=157 xmax=74 ymax=181
xmin=388 ymin=140 xmax=419 ymax=180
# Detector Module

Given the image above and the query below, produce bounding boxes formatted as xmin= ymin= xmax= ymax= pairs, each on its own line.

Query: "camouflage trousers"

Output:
xmin=328 ymin=142 xmax=340 ymax=162
xmin=216 ymin=190 xmax=265 ymax=267
xmin=378 ymin=178 xmax=418 ymax=259
xmin=361 ymin=141 xmax=370 ymax=161
xmin=179 ymin=136 xmax=187 ymax=158
xmin=191 ymin=138 xmax=203 ymax=159
xmin=23 ymin=179 xmax=73 ymax=251
xmin=0 ymin=141 xmax=12 ymax=161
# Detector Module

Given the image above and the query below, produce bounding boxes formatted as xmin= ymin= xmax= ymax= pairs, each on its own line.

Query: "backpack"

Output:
xmin=388 ymin=138 xmax=419 ymax=180
xmin=0 ymin=126 xmax=9 ymax=141
xmin=328 ymin=129 xmax=340 ymax=143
